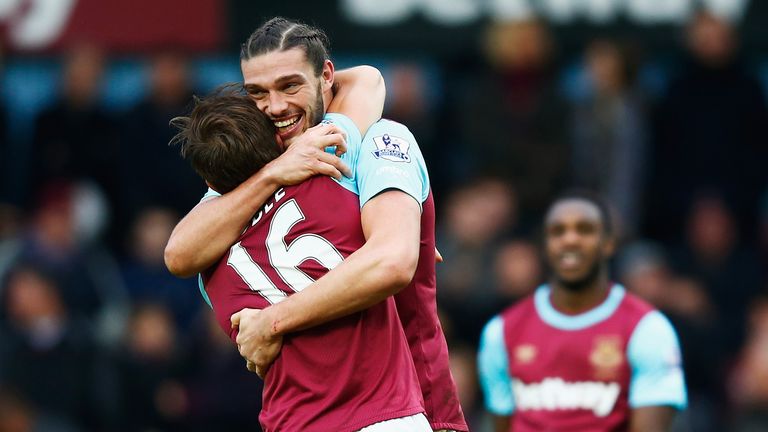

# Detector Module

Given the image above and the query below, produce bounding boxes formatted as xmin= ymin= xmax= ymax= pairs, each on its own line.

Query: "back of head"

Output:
xmin=170 ymin=85 xmax=281 ymax=194
xmin=240 ymin=17 xmax=330 ymax=76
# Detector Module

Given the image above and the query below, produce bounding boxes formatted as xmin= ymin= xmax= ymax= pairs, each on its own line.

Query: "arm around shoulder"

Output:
xmin=330 ymin=66 xmax=385 ymax=135
xmin=164 ymin=169 xmax=279 ymax=277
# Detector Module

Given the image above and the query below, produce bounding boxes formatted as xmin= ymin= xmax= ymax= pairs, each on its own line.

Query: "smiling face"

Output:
xmin=241 ymin=48 xmax=333 ymax=148
xmin=544 ymin=199 xmax=614 ymax=291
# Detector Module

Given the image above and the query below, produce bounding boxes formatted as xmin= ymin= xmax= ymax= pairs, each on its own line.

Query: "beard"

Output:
xmin=556 ymin=259 xmax=604 ymax=293
xmin=307 ymin=83 xmax=325 ymax=127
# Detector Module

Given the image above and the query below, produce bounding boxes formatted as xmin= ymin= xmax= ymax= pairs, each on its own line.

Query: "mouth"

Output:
xmin=558 ymin=251 xmax=584 ymax=271
xmin=273 ymin=114 xmax=304 ymax=141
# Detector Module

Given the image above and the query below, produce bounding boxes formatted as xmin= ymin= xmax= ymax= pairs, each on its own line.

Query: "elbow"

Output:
xmin=377 ymin=247 xmax=418 ymax=295
xmin=358 ymin=65 xmax=385 ymax=96
xmin=358 ymin=65 xmax=384 ymax=86
xmin=164 ymin=242 xmax=196 ymax=278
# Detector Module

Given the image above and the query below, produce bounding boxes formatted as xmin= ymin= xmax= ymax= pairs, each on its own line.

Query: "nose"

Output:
xmin=265 ymin=92 xmax=289 ymax=117
xmin=561 ymin=228 xmax=581 ymax=246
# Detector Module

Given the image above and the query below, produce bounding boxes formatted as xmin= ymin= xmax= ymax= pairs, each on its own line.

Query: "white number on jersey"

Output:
xmin=227 ymin=199 xmax=344 ymax=304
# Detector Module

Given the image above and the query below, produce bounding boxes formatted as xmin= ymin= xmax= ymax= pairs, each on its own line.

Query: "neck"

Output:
xmin=322 ymin=86 xmax=333 ymax=112
xmin=549 ymin=270 xmax=611 ymax=314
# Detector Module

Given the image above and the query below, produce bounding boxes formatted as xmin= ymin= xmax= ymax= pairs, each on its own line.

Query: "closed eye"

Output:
xmin=244 ymin=85 xmax=267 ymax=99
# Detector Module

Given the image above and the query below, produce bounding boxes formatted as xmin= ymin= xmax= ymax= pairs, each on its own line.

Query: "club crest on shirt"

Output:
xmin=372 ymin=134 xmax=410 ymax=162
xmin=590 ymin=336 xmax=624 ymax=379
xmin=515 ymin=344 xmax=537 ymax=364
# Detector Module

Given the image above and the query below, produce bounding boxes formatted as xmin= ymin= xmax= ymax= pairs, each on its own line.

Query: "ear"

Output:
xmin=321 ymin=59 xmax=335 ymax=92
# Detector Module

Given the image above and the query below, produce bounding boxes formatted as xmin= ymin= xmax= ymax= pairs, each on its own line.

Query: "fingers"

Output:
xmin=316 ymin=151 xmax=352 ymax=179
xmin=309 ymin=122 xmax=345 ymax=138
xmin=314 ymin=132 xmax=347 ymax=150
xmin=329 ymin=129 xmax=348 ymax=155
xmin=298 ymin=124 xmax=347 ymax=153
xmin=230 ymin=311 xmax=241 ymax=329
xmin=256 ymin=366 xmax=267 ymax=379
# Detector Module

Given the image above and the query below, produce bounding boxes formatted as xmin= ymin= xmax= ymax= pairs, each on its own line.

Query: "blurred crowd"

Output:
xmin=0 ymin=10 xmax=767 ymax=432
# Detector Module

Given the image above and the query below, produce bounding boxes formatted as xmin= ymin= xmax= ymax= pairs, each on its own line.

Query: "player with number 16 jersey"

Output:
xmin=201 ymin=173 xmax=425 ymax=431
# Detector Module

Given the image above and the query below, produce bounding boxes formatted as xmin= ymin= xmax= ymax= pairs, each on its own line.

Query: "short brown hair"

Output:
xmin=240 ymin=17 xmax=330 ymax=76
xmin=170 ymin=84 xmax=280 ymax=194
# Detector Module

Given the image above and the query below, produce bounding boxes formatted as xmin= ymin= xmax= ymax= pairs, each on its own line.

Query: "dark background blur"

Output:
xmin=0 ymin=1 xmax=766 ymax=431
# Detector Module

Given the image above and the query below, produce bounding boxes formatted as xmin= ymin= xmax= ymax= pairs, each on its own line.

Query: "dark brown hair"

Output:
xmin=240 ymin=17 xmax=330 ymax=76
xmin=170 ymin=84 xmax=280 ymax=194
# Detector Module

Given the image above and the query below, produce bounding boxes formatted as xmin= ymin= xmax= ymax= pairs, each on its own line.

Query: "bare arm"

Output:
xmin=629 ymin=406 xmax=676 ymax=432
xmin=493 ymin=415 xmax=511 ymax=432
xmin=330 ymin=66 xmax=385 ymax=135
xmin=231 ymin=190 xmax=420 ymax=371
xmin=164 ymin=169 xmax=277 ymax=277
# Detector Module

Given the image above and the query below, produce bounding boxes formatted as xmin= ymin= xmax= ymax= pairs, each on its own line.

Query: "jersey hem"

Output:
xmin=430 ymin=421 xmax=470 ymax=431
xmin=341 ymin=406 xmax=425 ymax=432
xmin=629 ymin=400 xmax=687 ymax=410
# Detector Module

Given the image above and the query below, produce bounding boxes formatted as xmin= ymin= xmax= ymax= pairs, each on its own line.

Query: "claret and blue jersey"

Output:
xmin=479 ymin=284 xmax=687 ymax=432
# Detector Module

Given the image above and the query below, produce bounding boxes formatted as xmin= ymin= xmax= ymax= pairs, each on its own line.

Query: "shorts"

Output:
xmin=357 ymin=413 xmax=432 ymax=432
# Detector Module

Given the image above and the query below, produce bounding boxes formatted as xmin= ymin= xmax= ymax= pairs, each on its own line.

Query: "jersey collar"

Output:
xmin=534 ymin=284 xmax=625 ymax=330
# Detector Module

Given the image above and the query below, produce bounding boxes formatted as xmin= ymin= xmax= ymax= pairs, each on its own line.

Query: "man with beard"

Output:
xmin=478 ymin=191 xmax=687 ymax=431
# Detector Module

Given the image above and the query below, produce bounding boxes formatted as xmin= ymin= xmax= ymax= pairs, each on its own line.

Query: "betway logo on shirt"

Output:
xmin=513 ymin=378 xmax=621 ymax=417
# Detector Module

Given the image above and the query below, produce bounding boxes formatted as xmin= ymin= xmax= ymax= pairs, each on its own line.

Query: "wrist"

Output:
xmin=253 ymin=163 xmax=279 ymax=190
xmin=262 ymin=305 xmax=286 ymax=338
xmin=237 ymin=168 xmax=279 ymax=213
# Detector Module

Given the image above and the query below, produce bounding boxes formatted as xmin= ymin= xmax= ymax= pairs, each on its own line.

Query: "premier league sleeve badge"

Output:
xmin=372 ymin=134 xmax=411 ymax=162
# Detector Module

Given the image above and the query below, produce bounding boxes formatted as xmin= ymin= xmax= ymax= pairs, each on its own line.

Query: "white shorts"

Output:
xmin=357 ymin=413 xmax=432 ymax=432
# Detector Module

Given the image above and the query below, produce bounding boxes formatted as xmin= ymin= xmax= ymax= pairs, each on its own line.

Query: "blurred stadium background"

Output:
xmin=0 ymin=0 xmax=766 ymax=431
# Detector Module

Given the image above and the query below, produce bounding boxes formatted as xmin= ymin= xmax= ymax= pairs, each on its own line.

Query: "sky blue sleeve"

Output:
xmin=478 ymin=315 xmax=515 ymax=416
xmin=202 ymin=187 xmax=220 ymax=201
xmin=198 ymin=275 xmax=213 ymax=309
xmin=627 ymin=310 xmax=688 ymax=409
xmin=354 ymin=119 xmax=429 ymax=208
xmin=323 ymin=113 xmax=361 ymax=195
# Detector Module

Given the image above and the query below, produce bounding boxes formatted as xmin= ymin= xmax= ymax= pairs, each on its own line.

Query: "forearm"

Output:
xmin=494 ymin=415 xmax=511 ymax=432
xmin=629 ymin=406 xmax=675 ymax=432
xmin=266 ymin=240 xmax=413 ymax=335
xmin=264 ymin=191 xmax=420 ymax=336
xmin=164 ymin=170 xmax=279 ymax=277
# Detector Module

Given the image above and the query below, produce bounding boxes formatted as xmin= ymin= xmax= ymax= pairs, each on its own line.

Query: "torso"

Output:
xmin=501 ymin=285 xmax=653 ymax=432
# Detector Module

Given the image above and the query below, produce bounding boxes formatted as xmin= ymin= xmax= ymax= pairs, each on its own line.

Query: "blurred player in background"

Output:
xmin=172 ymin=86 xmax=428 ymax=431
xmin=164 ymin=17 xmax=467 ymax=432
xmin=478 ymin=191 xmax=687 ymax=431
